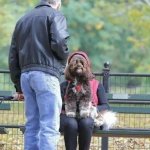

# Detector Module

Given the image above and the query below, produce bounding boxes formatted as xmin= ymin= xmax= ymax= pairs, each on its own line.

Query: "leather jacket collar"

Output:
xmin=35 ymin=1 xmax=51 ymax=8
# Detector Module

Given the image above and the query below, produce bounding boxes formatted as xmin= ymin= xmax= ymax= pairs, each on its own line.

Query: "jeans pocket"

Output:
xmin=45 ymin=75 xmax=60 ymax=93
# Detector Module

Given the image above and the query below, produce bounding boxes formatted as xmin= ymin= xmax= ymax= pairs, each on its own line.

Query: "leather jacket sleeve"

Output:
xmin=50 ymin=14 xmax=70 ymax=63
xmin=9 ymin=30 xmax=22 ymax=92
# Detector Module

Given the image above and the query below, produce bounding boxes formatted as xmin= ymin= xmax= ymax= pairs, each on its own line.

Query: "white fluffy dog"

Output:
xmin=90 ymin=105 xmax=117 ymax=130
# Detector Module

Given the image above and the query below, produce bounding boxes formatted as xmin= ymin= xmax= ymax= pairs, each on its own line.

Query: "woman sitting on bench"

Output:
xmin=60 ymin=51 xmax=116 ymax=150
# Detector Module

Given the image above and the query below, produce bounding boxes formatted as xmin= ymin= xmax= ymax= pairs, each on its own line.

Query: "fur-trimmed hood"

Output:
xmin=67 ymin=51 xmax=91 ymax=67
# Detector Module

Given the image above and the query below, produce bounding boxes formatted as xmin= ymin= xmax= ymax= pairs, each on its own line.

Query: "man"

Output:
xmin=8 ymin=0 xmax=69 ymax=149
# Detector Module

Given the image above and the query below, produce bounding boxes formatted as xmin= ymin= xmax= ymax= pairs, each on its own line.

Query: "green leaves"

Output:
xmin=0 ymin=0 xmax=150 ymax=73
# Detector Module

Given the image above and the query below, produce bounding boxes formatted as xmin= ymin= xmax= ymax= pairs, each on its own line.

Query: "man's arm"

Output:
xmin=50 ymin=14 xmax=70 ymax=62
xmin=8 ymin=29 xmax=22 ymax=92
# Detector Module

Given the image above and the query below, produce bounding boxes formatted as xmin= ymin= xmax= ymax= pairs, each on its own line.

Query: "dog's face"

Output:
xmin=69 ymin=55 xmax=87 ymax=77
xmin=65 ymin=54 xmax=94 ymax=82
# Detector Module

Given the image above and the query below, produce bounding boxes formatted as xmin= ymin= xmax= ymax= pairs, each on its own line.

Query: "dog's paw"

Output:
xmin=94 ymin=119 xmax=104 ymax=127
xmin=66 ymin=112 xmax=76 ymax=117
xmin=80 ymin=110 xmax=90 ymax=118
xmin=90 ymin=106 xmax=98 ymax=118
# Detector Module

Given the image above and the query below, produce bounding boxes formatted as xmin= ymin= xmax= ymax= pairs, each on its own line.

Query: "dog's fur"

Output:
xmin=90 ymin=105 xmax=117 ymax=130
xmin=64 ymin=53 xmax=117 ymax=129
xmin=64 ymin=54 xmax=93 ymax=118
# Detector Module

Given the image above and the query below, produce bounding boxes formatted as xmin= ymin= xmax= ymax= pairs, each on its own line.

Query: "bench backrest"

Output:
xmin=107 ymin=93 xmax=150 ymax=114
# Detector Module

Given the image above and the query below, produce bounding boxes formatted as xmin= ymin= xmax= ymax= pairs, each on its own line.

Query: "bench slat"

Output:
xmin=0 ymin=103 xmax=11 ymax=110
xmin=108 ymin=93 xmax=150 ymax=101
xmin=111 ymin=106 xmax=150 ymax=114
xmin=0 ymin=91 xmax=13 ymax=97
xmin=93 ymin=128 xmax=150 ymax=138
xmin=0 ymin=127 xmax=9 ymax=134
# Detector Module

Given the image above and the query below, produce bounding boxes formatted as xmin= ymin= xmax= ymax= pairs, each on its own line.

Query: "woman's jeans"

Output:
xmin=60 ymin=114 xmax=94 ymax=150
xmin=21 ymin=71 xmax=62 ymax=150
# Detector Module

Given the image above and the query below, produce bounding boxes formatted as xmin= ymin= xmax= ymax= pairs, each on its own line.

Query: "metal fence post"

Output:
xmin=101 ymin=62 xmax=110 ymax=150
xmin=102 ymin=61 xmax=110 ymax=93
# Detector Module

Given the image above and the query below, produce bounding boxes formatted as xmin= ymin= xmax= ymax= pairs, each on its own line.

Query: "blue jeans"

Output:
xmin=21 ymin=71 xmax=62 ymax=150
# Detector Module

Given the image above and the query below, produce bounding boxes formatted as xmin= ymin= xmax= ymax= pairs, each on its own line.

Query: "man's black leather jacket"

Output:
xmin=9 ymin=2 xmax=70 ymax=92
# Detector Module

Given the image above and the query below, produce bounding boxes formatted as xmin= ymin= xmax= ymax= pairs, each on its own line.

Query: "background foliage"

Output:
xmin=0 ymin=0 xmax=150 ymax=73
